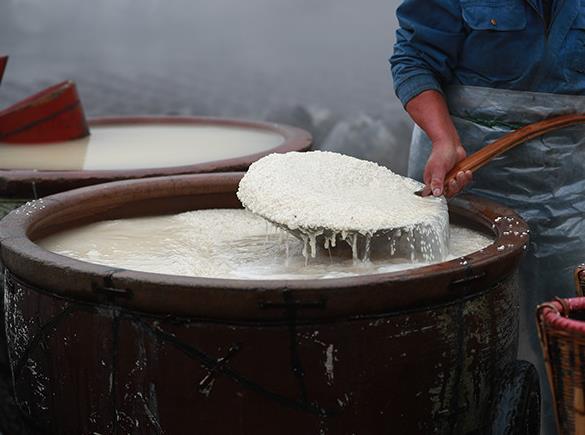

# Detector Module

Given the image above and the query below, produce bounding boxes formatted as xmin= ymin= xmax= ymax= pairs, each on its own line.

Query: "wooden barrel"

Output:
xmin=537 ymin=297 xmax=585 ymax=435
xmin=0 ymin=173 xmax=536 ymax=435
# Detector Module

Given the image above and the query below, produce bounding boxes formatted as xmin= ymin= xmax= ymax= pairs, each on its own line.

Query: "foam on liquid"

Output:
xmin=0 ymin=124 xmax=284 ymax=170
xmin=39 ymin=209 xmax=494 ymax=280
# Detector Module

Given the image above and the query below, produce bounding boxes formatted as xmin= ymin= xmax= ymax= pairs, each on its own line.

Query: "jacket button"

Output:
xmin=490 ymin=18 xmax=497 ymax=26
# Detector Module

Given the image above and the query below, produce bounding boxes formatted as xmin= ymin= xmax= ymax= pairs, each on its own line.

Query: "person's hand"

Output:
xmin=421 ymin=140 xmax=472 ymax=197
xmin=403 ymin=90 xmax=472 ymax=197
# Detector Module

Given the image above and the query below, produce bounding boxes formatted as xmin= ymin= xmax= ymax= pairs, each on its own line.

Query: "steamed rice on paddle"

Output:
xmin=237 ymin=151 xmax=449 ymax=261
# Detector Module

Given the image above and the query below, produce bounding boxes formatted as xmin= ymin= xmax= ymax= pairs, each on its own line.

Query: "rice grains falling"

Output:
xmin=237 ymin=151 xmax=450 ymax=262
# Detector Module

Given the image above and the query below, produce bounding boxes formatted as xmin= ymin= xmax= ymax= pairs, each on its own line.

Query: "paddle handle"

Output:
xmin=443 ymin=113 xmax=585 ymax=196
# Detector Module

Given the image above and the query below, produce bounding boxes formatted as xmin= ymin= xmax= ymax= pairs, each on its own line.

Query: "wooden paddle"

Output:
xmin=417 ymin=113 xmax=585 ymax=197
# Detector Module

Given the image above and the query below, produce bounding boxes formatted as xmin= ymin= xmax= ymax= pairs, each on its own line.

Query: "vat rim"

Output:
xmin=0 ymin=115 xmax=312 ymax=197
xmin=0 ymin=172 xmax=528 ymax=320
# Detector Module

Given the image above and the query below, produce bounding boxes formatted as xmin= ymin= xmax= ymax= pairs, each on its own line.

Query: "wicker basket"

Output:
xmin=576 ymin=265 xmax=585 ymax=297
xmin=537 ymin=297 xmax=585 ymax=435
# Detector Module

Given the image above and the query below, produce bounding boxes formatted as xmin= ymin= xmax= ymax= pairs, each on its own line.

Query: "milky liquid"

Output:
xmin=39 ymin=209 xmax=494 ymax=280
xmin=0 ymin=124 xmax=284 ymax=170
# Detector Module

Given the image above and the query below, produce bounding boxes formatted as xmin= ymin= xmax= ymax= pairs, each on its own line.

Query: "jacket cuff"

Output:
xmin=395 ymin=74 xmax=443 ymax=107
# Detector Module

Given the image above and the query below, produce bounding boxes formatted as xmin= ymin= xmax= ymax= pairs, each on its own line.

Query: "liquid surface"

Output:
xmin=0 ymin=124 xmax=284 ymax=170
xmin=237 ymin=151 xmax=449 ymax=261
xmin=39 ymin=209 xmax=494 ymax=280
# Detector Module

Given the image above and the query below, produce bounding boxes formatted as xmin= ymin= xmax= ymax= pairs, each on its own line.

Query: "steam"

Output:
xmin=0 ymin=0 xmax=412 ymax=173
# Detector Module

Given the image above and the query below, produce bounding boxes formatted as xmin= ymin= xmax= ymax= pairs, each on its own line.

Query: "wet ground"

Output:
xmin=0 ymin=0 xmax=412 ymax=174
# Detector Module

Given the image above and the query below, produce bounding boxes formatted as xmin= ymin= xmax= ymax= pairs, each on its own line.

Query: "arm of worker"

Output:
xmin=390 ymin=0 xmax=471 ymax=197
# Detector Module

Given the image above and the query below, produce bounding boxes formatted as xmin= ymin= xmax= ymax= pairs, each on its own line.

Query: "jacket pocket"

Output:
xmin=461 ymin=1 xmax=527 ymax=31
xmin=571 ymin=10 xmax=585 ymax=30
xmin=570 ymin=10 xmax=585 ymax=72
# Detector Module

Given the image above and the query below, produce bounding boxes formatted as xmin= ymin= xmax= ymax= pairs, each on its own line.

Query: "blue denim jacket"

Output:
xmin=390 ymin=0 xmax=585 ymax=106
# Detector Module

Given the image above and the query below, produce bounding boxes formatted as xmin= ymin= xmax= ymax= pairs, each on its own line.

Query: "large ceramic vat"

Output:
xmin=0 ymin=116 xmax=312 ymax=214
xmin=0 ymin=173 xmax=538 ymax=434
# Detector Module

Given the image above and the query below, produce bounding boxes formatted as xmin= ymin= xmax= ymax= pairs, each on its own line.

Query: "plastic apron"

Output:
xmin=408 ymin=85 xmax=585 ymax=434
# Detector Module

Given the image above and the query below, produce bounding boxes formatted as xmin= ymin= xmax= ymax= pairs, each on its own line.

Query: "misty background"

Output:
xmin=0 ymin=0 xmax=412 ymax=174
